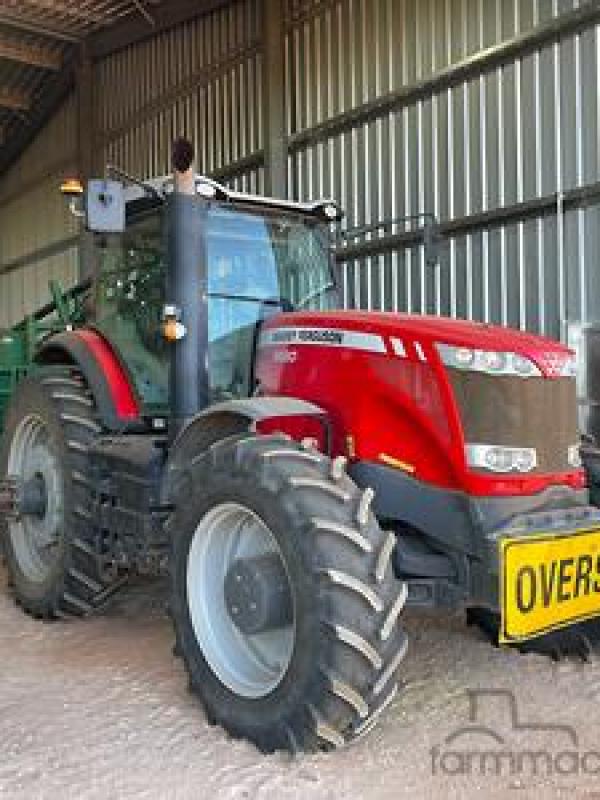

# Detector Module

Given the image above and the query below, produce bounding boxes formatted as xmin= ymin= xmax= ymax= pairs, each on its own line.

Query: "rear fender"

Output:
xmin=35 ymin=330 xmax=140 ymax=431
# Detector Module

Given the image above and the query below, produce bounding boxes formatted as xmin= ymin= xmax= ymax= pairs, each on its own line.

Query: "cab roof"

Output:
xmin=121 ymin=173 xmax=343 ymax=221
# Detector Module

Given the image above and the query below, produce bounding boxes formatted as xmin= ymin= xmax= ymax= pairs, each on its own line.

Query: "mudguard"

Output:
xmin=192 ymin=395 xmax=327 ymax=428
xmin=176 ymin=396 xmax=329 ymax=447
xmin=35 ymin=329 xmax=140 ymax=431
xmin=162 ymin=396 xmax=330 ymax=504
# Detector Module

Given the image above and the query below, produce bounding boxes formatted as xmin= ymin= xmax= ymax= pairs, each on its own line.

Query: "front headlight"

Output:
xmin=436 ymin=344 xmax=542 ymax=377
xmin=466 ymin=444 xmax=538 ymax=473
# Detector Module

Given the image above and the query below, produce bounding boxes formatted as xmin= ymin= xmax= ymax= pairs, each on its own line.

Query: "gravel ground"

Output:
xmin=2 ymin=570 xmax=600 ymax=800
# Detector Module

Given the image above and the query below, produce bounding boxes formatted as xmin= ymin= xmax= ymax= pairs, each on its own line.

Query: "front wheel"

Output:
xmin=168 ymin=433 xmax=408 ymax=753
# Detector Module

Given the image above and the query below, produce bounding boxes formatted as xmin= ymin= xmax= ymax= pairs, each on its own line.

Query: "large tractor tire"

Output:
xmin=0 ymin=366 xmax=123 ymax=618
xmin=169 ymin=433 xmax=408 ymax=753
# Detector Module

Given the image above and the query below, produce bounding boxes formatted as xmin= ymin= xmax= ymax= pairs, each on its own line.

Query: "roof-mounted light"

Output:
xmin=60 ymin=177 xmax=86 ymax=220
xmin=323 ymin=203 xmax=340 ymax=220
xmin=60 ymin=178 xmax=84 ymax=198
xmin=197 ymin=181 xmax=218 ymax=199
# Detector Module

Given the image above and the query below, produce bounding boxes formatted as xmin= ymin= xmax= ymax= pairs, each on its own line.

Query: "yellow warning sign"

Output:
xmin=500 ymin=527 xmax=600 ymax=643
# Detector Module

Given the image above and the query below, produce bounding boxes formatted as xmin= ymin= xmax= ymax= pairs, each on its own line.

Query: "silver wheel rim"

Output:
xmin=7 ymin=414 xmax=63 ymax=583
xmin=186 ymin=501 xmax=295 ymax=699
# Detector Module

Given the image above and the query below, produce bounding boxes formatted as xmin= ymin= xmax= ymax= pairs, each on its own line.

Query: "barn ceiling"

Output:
xmin=0 ymin=1 xmax=164 ymax=170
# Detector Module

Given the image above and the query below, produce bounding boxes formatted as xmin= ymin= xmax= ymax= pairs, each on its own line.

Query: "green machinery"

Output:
xmin=0 ymin=280 xmax=91 ymax=433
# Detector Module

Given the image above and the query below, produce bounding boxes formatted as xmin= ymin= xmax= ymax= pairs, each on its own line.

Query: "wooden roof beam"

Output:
xmin=0 ymin=88 xmax=31 ymax=112
xmin=0 ymin=34 xmax=61 ymax=70
xmin=0 ymin=12 xmax=78 ymax=43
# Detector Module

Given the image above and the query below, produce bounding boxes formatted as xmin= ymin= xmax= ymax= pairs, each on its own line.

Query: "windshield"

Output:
xmin=206 ymin=205 xmax=337 ymax=310
xmin=206 ymin=205 xmax=337 ymax=402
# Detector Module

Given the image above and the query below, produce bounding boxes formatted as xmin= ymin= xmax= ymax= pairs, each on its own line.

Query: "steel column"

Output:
xmin=76 ymin=42 xmax=95 ymax=283
xmin=263 ymin=0 xmax=287 ymax=197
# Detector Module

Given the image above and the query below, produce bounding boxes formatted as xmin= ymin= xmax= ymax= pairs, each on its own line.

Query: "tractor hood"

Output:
xmin=257 ymin=308 xmax=582 ymax=497
xmin=264 ymin=310 xmax=574 ymax=377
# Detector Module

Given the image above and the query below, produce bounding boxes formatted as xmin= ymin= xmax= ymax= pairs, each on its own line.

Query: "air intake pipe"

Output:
xmin=165 ymin=138 xmax=210 ymax=439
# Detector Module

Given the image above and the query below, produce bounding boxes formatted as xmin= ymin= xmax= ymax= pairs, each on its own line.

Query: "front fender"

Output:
xmin=197 ymin=396 xmax=328 ymax=427
xmin=162 ymin=396 xmax=330 ymax=504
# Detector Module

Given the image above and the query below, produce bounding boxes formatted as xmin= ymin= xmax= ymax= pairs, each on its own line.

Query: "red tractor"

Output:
xmin=1 ymin=141 xmax=598 ymax=753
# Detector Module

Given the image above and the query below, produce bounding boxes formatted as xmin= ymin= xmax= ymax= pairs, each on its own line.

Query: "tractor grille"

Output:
xmin=447 ymin=370 xmax=578 ymax=474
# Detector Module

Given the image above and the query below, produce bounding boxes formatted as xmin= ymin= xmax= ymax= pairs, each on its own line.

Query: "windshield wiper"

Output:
xmin=207 ymin=292 xmax=292 ymax=309
xmin=207 ymin=287 xmax=333 ymax=310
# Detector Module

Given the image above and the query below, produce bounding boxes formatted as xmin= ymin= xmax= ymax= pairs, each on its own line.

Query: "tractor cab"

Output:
xmin=86 ymin=177 xmax=341 ymax=416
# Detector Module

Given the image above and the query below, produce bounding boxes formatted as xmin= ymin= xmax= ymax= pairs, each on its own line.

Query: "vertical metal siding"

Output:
xmin=3 ymin=0 xmax=599 ymax=347
xmin=0 ymin=95 xmax=78 ymax=328
xmin=285 ymin=0 xmax=599 ymax=342
xmin=1 ymin=1 xmax=265 ymax=329
xmin=96 ymin=0 xmax=263 ymax=180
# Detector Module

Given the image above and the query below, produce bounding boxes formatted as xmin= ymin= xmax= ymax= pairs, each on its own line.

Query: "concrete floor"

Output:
xmin=1 ymin=570 xmax=600 ymax=800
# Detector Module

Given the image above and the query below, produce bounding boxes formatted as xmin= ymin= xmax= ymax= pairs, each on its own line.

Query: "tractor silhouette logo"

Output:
xmin=431 ymin=689 xmax=600 ymax=778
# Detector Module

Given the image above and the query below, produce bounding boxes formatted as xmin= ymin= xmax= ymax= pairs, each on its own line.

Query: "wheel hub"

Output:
xmin=0 ymin=473 xmax=50 ymax=520
xmin=186 ymin=501 xmax=296 ymax=698
xmin=224 ymin=554 xmax=294 ymax=635
xmin=19 ymin=473 xmax=48 ymax=518
xmin=6 ymin=414 xmax=64 ymax=582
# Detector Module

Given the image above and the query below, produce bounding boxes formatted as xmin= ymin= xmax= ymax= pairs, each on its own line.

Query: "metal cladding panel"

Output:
xmin=0 ymin=95 xmax=78 ymax=328
xmin=0 ymin=94 xmax=77 ymax=200
xmin=96 ymin=0 xmax=263 ymax=179
xmin=0 ymin=173 xmax=79 ymax=265
xmin=226 ymin=166 xmax=266 ymax=195
xmin=340 ymin=206 xmax=600 ymax=337
xmin=285 ymin=0 xmax=600 ymax=342
xmin=0 ymin=95 xmax=77 ymax=259
xmin=0 ymin=246 xmax=78 ymax=329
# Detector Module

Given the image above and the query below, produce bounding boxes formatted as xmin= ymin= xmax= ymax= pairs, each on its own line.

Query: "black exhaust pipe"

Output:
xmin=166 ymin=138 xmax=210 ymax=439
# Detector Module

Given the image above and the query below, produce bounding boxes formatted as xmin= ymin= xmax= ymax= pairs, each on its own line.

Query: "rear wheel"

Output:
xmin=169 ymin=433 xmax=408 ymax=753
xmin=0 ymin=366 xmax=124 ymax=618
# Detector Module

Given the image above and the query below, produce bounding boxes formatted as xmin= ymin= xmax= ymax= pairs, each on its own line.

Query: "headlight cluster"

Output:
xmin=466 ymin=444 xmax=538 ymax=473
xmin=436 ymin=344 xmax=541 ymax=377
xmin=466 ymin=443 xmax=582 ymax=473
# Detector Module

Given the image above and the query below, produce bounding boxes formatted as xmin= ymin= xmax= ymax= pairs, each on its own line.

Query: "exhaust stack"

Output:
xmin=166 ymin=138 xmax=209 ymax=438
xmin=172 ymin=137 xmax=195 ymax=195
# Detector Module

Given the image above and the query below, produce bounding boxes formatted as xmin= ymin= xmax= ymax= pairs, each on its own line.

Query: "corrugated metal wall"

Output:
xmin=285 ymin=0 xmax=600 ymax=341
xmin=0 ymin=94 xmax=79 ymax=328
xmin=0 ymin=0 xmax=266 ymax=330
xmin=1 ymin=0 xmax=599 ymax=344
xmin=95 ymin=0 xmax=265 ymax=194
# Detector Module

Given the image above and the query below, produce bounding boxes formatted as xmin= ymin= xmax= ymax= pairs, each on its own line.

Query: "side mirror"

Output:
xmin=86 ymin=179 xmax=125 ymax=233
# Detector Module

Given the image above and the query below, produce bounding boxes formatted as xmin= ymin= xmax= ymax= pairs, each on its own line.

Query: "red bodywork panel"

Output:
xmin=75 ymin=329 xmax=140 ymax=421
xmin=255 ymin=310 xmax=584 ymax=498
